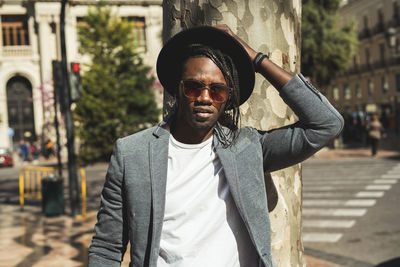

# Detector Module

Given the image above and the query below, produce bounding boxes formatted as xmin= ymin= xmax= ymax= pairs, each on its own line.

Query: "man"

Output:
xmin=88 ymin=25 xmax=344 ymax=267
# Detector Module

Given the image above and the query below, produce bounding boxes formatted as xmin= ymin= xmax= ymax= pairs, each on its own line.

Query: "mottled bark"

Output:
xmin=162 ymin=1 xmax=304 ymax=266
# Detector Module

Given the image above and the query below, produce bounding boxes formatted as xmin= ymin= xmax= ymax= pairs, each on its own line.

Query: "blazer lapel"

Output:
xmin=148 ymin=127 xmax=169 ymax=265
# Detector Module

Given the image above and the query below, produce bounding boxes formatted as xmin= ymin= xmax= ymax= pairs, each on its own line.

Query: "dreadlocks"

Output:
xmin=172 ymin=44 xmax=241 ymax=148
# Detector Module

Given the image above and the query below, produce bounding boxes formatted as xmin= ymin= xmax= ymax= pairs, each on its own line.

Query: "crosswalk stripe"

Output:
xmin=303 ymin=186 xmax=336 ymax=191
xmin=303 ymin=219 xmax=355 ymax=228
xmin=373 ymin=179 xmax=397 ymax=184
xmin=303 ymin=192 xmax=355 ymax=198
xmin=303 ymin=180 xmax=372 ymax=185
xmin=303 ymin=191 xmax=386 ymax=198
xmin=303 ymin=199 xmax=376 ymax=207
xmin=365 ymin=185 xmax=392 ymax=190
xmin=303 ymin=233 xmax=343 ymax=242
xmin=381 ymin=174 xmax=400 ymax=179
xmin=303 ymin=208 xmax=367 ymax=216
xmin=303 ymin=176 xmax=383 ymax=180
xmin=387 ymin=170 xmax=400 ymax=174
xmin=345 ymin=199 xmax=376 ymax=206
xmin=303 ymin=185 xmax=378 ymax=191
xmin=355 ymin=191 xmax=385 ymax=197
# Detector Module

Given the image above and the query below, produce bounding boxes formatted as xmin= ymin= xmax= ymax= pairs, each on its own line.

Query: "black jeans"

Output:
xmin=370 ymin=138 xmax=379 ymax=156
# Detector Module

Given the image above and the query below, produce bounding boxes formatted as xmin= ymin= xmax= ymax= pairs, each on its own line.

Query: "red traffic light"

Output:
xmin=72 ymin=62 xmax=80 ymax=73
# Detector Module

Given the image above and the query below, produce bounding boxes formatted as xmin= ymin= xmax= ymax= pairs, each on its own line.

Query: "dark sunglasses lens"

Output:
xmin=210 ymin=85 xmax=229 ymax=102
xmin=182 ymin=80 xmax=230 ymax=102
xmin=183 ymin=81 xmax=202 ymax=98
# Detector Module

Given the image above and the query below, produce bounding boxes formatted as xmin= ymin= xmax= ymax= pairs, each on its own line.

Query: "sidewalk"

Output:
xmin=312 ymin=133 xmax=400 ymax=159
xmin=305 ymin=255 xmax=342 ymax=267
xmin=312 ymin=146 xmax=400 ymax=159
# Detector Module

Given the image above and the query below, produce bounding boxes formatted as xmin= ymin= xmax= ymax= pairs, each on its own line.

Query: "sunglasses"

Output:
xmin=180 ymin=79 xmax=231 ymax=103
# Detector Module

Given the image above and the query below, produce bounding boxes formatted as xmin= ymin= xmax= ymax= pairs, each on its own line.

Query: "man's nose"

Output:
xmin=197 ymin=88 xmax=212 ymax=103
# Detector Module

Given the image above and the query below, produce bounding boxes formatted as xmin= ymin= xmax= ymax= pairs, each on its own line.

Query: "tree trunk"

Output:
xmin=162 ymin=1 xmax=304 ymax=266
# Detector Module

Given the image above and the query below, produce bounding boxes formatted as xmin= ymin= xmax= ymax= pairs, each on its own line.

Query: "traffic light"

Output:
xmin=70 ymin=62 xmax=82 ymax=102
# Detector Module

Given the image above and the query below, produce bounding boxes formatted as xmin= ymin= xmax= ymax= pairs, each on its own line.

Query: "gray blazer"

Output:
xmin=88 ymin=74 xmax=344 ymax=267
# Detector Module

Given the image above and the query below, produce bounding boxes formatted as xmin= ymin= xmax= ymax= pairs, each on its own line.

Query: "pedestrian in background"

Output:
xmin=43 ymin=139 xmax=54 ymax=159
xmin=30 ymin=142 xmax=39 ymax=164
xmin=18 ymin=140 xmax=28 ymax=162
xmin=366 ymin=114 xmax=386 ymax=156
xmin=88 ymin=25 xmax=344 ymax=267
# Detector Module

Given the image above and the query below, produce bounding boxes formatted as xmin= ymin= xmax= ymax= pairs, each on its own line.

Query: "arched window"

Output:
xmin=6 ymin=76 xmax=36 ymax=143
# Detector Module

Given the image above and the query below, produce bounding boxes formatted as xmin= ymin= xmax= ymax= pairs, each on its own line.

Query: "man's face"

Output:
xmin=176 ymin=57 xmax=228 ymax=132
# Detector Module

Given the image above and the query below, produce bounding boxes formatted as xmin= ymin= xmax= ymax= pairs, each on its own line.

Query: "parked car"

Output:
xmin=0 ymin=148 xmax=13 ymax=167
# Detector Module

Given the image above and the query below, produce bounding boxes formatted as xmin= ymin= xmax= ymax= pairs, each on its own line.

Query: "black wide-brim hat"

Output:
xmin=156 ymin=26 xmax=255 ymax=107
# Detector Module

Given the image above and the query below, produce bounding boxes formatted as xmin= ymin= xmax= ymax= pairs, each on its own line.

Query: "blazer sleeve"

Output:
xmin=259 ymin=74 xmax=344 ymax=172
xmin=88 ymin=139 xmax=129 ymax=266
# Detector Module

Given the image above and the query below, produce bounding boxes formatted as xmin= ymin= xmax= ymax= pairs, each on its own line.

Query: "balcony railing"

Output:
xmin=341 ymin=57 xmax=400 ymax=76
xmin=359 ymin=19 xmax=400 ymax=40
xmin=1 ymin=45 xmax=33 ymax=57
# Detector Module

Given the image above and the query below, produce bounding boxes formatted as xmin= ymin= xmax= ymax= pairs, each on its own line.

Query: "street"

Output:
xmin=1 ymin=154 xmax=400 ymax=266
xmin=302 ymin=156 xmax=400 ymax=267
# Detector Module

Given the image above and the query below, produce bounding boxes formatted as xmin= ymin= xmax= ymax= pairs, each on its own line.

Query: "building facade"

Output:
xmin=0 ymin=0 xmax=163 ymax=150
xmin=326 ymin=0 xmax=400 ymax=132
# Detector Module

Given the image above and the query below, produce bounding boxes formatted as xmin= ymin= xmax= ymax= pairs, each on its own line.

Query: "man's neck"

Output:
xmin=171 ymin=123 xmax=214 ymax=144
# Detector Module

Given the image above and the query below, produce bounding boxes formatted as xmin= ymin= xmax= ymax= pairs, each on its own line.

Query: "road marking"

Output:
xmin=303 ymin=199 xmax=376 ymax=207
xmin=373 ymin=179 xmax=397 ymax=184
xmin=303 ymin=186 xmax=336 ymax=191
xmin=303 ymin=208 xmax=367 ymax=216
xmin=303 ymin=180 xmax=372 ymax=185
xmin=355 ymin=191 xmax=385 ymax=198
xmin=381 ymin=174 xmax=400 ymax=179
xmin=304 ymin=176 xmax=381 ymax=180
xmin=303 ymin=233 xmax=343 ymax=242
xmin=304 ymin=185 xmax=372 ymax=191
xmin=345 ymin=199 xmax=376 ymax=206
xmin=303 ymin=219 xmax=355 ymax=228
xmin=365 ymin=185 xmax=392 ymax=190
xmin=303 ymin=192 xmax=355 ymax=198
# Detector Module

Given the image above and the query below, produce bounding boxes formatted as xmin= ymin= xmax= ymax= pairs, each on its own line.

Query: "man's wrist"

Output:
xmin=253 ymin=52 xmax=269 ymax=73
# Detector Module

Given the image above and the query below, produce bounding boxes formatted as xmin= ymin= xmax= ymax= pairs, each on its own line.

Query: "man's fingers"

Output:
xmin=213 ymin=24 xmax=233 ymax=35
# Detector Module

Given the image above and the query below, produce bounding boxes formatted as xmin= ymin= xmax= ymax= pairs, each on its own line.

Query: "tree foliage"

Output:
xmin=74 ymin=6 xmax=160 ymax=163
xmin=301 ymin=0 xmax=359 ymax=86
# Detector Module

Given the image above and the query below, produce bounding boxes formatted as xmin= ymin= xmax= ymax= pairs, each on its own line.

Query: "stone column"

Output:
xmin=146 ymin=5 xmax=163 ymax=68
xmin=162 ymin=1 xmax=304 ymax=266
xmin=37 ymin=15 xmax=53 ymax=124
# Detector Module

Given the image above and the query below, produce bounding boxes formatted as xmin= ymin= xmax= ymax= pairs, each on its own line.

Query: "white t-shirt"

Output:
xmin=157 ymin=135 xmax=259 ymax=267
